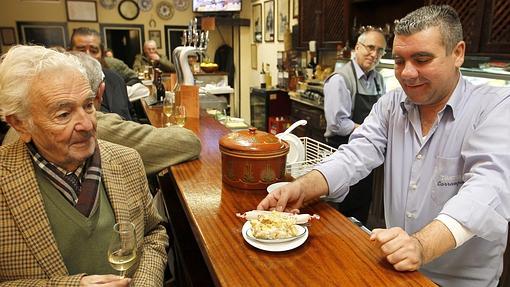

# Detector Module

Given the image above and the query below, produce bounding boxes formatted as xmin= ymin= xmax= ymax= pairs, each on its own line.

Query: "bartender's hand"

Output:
xmin=80 ymin=275 xmax=131 ymax=286
xmin=256 ymin=180 xmax=305 ymax=212
xmin=257 ymin=170 xmax=329 ymax=212
xmin=370 ymin=227 xmax=423 ymax=271
xmin=371 ymin=220 xmax=456 ymax=272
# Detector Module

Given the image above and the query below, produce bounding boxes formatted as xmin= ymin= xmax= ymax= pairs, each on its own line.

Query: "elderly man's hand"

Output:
xmin=256 ymin=181 xmax=305 ymax=213
xmin=148 ymin=53 xmax=160 ymax=61
xmin=370 ymin=227 xmax=424 ymax=271
xmin=80 ymin=275 xmax=131 ymax=286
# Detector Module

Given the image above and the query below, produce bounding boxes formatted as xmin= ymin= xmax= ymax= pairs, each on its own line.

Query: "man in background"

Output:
xmin=70 ymin=27 xmax=135 ymax=121
xmin=2 ymin=52 xmax=202 ymax=176
xmin=0 ymin=45 xmax=168 ymax=286
xmin=322 ymin=27 xmax=387 ymax=224
xmin=133 ymin=40 xmax=175 ymax=73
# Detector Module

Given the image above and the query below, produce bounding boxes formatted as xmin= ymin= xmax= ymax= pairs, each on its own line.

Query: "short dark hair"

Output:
xmin=70 ymin=27 xmax=101 ymax=47
xmin=394 ymin=5 xmax=463 ymax=54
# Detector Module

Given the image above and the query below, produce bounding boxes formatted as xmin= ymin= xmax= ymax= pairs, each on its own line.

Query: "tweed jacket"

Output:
xmin=0 ymin=140 xmax=168 ymax=286
xmin=2 ymin=111 xmax=202 ymax=175
xmin=132 ymin=54 xmax=175 ymax=74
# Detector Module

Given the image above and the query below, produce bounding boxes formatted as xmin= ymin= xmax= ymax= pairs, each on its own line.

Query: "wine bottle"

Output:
xmin=260 ymin=62 xmax=266 ymax=89
xmin=265 ymin=64 xmax=272 ymax=89
xmin=154 ymin=68 xmax=165 ymax=103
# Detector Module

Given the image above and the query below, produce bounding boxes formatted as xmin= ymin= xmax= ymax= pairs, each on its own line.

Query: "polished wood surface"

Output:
xmin=142 ymin=101 xmax=436 ymax=287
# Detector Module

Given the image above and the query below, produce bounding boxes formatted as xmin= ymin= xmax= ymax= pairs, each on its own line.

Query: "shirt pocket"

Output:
xmin=431 ymin=156 xmax=464 ymax=206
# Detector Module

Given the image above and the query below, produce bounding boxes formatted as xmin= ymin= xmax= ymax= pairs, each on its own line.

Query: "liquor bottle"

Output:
xmin=342 ymin=41 xmax=351 ymax=59
xmin=260 ymin=62 xmax=266 ymax=89
xmin=307 ymin=52 xmax=317 ymax=79
xmin=265 ymin=63 xmax=272 ymax=89
xmin=153 ymin=68 xmax=165 ymax=103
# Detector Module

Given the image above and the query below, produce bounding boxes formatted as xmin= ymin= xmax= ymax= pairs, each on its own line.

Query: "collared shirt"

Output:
xmin=316 ymin=75 xmax=510 ymax=287
xmin=324 ymin=59 xmax=385 ymax=137
xmin=27 ymin=142 xmax=86 ymax=205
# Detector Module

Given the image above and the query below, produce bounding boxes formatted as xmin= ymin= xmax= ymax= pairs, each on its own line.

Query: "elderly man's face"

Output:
xmin=72 ymin=34 xmax=102 ymax=61
xmin=393 ymin=26 xmax=464 ymax=107
xmin=24 ymin=69 xmax=97 ymax=171
xmin=144 ymin=42 xmax=157 ymax=56
xmin=354 ymin=31 xmax=387 ymax=73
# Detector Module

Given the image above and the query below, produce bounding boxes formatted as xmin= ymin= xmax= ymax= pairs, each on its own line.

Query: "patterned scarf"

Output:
xmin=27 ymin=141 xmax=102 ymax=217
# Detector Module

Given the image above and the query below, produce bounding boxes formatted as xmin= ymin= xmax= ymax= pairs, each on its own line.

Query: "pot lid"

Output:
xmin=219 ymin=127 xmax=288 ymax=153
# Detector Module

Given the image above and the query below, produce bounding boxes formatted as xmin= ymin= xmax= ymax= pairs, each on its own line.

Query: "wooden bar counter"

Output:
xmin=142 ymin=101 xmax=436 ymax=287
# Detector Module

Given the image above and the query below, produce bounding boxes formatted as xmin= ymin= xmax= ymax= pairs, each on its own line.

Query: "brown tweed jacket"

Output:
xmin=0 ymin=140 xmax=168 ymax=286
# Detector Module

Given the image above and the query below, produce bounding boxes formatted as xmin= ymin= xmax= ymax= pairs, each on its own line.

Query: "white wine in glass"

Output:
xmin=108 ymin=222 xmax=137 ymax=277
xmin=162 ymin=92 xmax=174 ymax=126
xmin=174 ymin=105 xmax=186 ymax=127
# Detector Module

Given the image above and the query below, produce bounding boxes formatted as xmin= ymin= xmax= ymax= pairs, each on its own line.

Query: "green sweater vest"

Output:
xmin=35 ymin=168 xmax=117 ymax=275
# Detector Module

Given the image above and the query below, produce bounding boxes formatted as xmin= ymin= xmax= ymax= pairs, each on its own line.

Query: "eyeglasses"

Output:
xmin=358 ymin=42 xmax=386 ymax=57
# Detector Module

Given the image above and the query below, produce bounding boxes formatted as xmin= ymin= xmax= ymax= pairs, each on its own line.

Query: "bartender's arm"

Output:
xmin=324 ymin=74 xmax=356 ymax=136
xmin=370 ymin=219 xmax=462 ymax=271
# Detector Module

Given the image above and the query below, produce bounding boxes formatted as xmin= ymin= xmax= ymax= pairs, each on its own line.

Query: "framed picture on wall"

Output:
xmin=264 ymin=0 xmax=274 ymax=42
xmin=17 ymin=21 xmax=68 ymax=48
xmin=149 ymin=30 xmax=162 ymax=48
xmin=66 ymin=0 xmax=98 ymax=22
xmin=0 ymin=27 xmax=17 ymax=46
xmin=252 ymin=4 xmax=262 ymax=43
xmin=164 ymin=25 xmax=187 ymax=61
xmin=293 ymin=0 xmax=298 ymax=18
xmin=277 ymin=0 xmax=289 ymax=42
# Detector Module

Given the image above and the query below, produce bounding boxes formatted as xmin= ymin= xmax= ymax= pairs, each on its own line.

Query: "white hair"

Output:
xmin=69 ymin=51 xmax=103 ymax=94
xmin=0 ymin=45 xmax=87 ymax=121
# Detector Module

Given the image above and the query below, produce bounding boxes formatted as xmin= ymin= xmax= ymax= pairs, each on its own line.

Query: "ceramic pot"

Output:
xmin=219 ymin=127 xmax=289 ymax=189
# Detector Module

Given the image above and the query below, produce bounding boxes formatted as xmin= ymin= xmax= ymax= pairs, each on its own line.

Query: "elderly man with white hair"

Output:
xmin=0 ymin=45 xmax=168 ymax=286
xmin=133 ymin=40 xmax=175 ymax=73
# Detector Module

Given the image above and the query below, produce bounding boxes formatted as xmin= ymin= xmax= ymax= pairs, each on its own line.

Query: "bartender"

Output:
xmin=323 ymin=26 xmax=387 ymax=224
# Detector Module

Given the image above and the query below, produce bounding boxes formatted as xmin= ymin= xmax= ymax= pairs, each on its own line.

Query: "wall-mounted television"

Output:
xmin=192 ymin=0 xmax=242 ymax=13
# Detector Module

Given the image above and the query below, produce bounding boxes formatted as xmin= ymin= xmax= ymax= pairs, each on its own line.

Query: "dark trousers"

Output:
xmin=337 ymin=173 xmax=373 ymax=225
xmin=325 ymin=135 xmax=373 ymax=225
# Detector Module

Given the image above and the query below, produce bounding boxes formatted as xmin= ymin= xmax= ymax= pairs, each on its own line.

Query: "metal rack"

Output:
xmin=286 ymin=137 xmax=337 ymax=178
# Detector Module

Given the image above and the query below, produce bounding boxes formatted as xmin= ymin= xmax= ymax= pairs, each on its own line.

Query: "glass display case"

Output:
xmin=250 ymin=88 xmax=291 ymax=132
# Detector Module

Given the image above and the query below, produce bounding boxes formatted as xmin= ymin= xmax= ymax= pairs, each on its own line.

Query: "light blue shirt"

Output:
xmin=316 ymin=75 xmax=510 ymax=287
xmin=324 ymin=60 xmax=386 ymax=137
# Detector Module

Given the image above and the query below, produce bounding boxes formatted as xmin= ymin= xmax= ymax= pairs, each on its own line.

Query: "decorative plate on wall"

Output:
xmin=100 ymin=0 xmax=117 ymax=9
xmin=173 ymin=0 xmax=189 ymax=11
xmin=118 ymin=0 xmax=140 ymax=20
xmin=138 ymin=0 xmax=152 ymax=12
xmin=156 ymin=1 xmax=174 ymax=20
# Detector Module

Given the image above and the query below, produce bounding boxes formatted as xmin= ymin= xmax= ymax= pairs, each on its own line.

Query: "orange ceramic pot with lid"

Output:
xmin=219 ymin=127 xmax=290 ymax=189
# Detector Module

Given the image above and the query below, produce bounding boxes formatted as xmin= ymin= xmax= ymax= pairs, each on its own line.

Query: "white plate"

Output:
xmin=242 ymin=221 xmax=308 ymax=252
xmin=245 ymin=224 xmax=307 ymax=243
xmin=266 ymin=181 xmax=290 ymax=193
xmin=277 ymin=133 xmax=305 ymax=165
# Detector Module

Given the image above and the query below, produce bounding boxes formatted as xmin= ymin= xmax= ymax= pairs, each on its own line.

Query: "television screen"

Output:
xmin=193 ymin=0 xmax=242 ymax=12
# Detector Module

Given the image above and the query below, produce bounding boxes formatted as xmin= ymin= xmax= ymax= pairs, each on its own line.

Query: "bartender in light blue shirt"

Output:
xmin=322 ymin=27 xmax=387 ymax=225
xmin=258 ymin=5 xmax=510 ymax=287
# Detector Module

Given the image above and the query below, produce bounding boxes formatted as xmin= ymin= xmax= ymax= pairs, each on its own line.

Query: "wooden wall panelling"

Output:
xmin=321 ymin=0 xmax=349 ymax=49
xmin=479 ymin=0 xmax=510 ymax=56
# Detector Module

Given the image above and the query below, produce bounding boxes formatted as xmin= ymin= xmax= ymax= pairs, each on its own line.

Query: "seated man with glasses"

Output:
xmin=323 ymin=26 xmax=387 ymax=225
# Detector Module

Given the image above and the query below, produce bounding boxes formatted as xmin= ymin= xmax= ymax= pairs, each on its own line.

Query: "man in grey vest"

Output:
xmin=323 ymin=27 xmax=387 ymax=224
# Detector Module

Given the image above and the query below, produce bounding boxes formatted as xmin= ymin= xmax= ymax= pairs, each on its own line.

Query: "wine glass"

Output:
xmin=162 ymin=92 xmax=174 ymax=126
xmin=174 ymin=105 xmax=186 ymax=127
xmin=108 ymin=222 xmax=137 ymax=278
